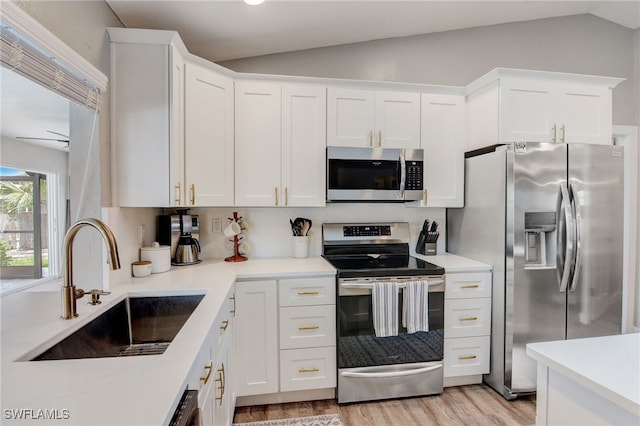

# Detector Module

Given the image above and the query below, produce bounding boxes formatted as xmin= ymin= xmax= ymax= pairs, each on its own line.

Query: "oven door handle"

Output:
xmin=340 ymin=364 xmax=442 ymax=379
xmin=340 ymin=277 xmax=444 ymax=290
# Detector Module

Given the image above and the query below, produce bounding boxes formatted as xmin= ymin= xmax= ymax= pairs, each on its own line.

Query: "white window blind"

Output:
xmin=1 ymin=24 xmax=101 ymax=111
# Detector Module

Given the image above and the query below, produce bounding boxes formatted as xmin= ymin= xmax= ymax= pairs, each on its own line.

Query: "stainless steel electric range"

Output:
xmin=322 ymin=222 xmax=445 ymax=404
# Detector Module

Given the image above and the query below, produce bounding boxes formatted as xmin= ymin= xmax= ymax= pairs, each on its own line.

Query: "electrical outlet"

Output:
xmin=212 ymin=218 xmax=222 ymax=233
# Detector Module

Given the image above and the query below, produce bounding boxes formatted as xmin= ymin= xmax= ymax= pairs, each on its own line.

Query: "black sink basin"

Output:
xmin=31 ymin=294 xmax=204 ymax=361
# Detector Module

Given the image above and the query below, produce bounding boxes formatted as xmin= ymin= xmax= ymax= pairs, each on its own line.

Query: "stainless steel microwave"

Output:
xmin=327 ymin=146 xmax=424 ymax=202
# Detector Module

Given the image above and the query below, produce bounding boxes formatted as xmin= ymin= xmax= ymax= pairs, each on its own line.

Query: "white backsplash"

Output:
xmin=104 ymin=207 xmax=162 ymax=286
xmin=101 ymin=205 xmax=445 ymax=286
xmin=188 ymin=204 xmax=446 ymax=260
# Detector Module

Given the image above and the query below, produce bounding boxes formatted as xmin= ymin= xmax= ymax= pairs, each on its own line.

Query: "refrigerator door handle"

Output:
xmin=556 ymin=182 xmax=576 ymax=292
xmin=568 ymin=184 xmax=582 ymax=292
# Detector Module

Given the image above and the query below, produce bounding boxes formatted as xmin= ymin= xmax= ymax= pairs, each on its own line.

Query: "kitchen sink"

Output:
xmin=31 ymin=294 xmax=204 ymax=361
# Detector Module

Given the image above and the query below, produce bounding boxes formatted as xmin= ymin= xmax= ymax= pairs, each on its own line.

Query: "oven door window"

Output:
xmin=328 ymin=159 xmax=401 ymax=190
xmin=337 ymin=291 xmax=444 ymax=369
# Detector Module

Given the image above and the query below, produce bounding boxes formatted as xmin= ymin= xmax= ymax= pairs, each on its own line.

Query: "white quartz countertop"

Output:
xmin=0 ymin=257 xmax=335 ymax=426
xmin=526 ymin=333 xmax=640 ymax=416
xmin=413 ymin=252 xmax=492 ymax=273
xmin=1 ymin=253 xmax=486 ymax=425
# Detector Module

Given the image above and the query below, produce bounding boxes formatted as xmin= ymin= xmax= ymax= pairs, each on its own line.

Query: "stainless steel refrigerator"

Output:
xmin=447 ymin=142 xmax=624 ymax=399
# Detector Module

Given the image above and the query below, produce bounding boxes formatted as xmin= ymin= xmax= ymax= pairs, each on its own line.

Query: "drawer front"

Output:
xmin=280 ymin=346 xmax=337 ymax=392
xmin=444 ymin=335 xmax=490 ymax=377
xmin=280 ymin=305 xmax=336 ymax=349
xmin=444 ymin=298 xmax=491 ymax=338
xmin=279 ymin=276 xmax=336 ymax=307
xmin=445 ymin=272 xmax=492 ymax=299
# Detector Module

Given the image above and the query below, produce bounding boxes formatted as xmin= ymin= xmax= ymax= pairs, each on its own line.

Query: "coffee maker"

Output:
xmin=158 ymin=210 xmax=201 ymax=265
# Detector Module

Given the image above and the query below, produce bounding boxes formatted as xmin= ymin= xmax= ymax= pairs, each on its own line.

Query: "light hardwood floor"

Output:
xmin=233 ymin=384 xmax=536 ymax=425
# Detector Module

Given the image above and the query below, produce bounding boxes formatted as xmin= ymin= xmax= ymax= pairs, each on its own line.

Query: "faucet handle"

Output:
xmin=85 ymin=289 xmax=111 ymax=305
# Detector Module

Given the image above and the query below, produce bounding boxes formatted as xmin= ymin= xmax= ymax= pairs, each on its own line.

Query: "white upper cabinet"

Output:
xmin=420 ymin=93 xmax=465 ymax=207
xmin=184 ymin=61 xmax=234 ymax=206
xmin=282 ymin=84 xmax=327 ymax=207
xmin=235 ymin=81 xmax=283 ymax=207
xmin=109 ymin=28 xmax=235 ymax=207
xmin=327 ymin=87 xmax=420 ymax=148
xmin=466 ymin=69 xmax=623 ymax=150
xmin=235 ymin=81 xmax=326 ymax=207
xmin=109 ymin=30 xmax=185 ymax=207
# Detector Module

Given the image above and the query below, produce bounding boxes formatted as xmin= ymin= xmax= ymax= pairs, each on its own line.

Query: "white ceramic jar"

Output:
xmin=140 ymin=243 xmax=171 ymax=273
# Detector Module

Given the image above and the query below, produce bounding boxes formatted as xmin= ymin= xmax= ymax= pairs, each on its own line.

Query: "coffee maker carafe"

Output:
xmin=158 ymin=210 xmax=201 ymax=265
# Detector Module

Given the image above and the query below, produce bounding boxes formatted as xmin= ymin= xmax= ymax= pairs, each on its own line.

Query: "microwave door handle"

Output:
xmin=399 ymin=150 xmax=406 ymax=199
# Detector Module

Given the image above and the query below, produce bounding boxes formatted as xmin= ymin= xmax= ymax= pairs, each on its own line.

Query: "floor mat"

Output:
xmin=233 ymin=413 xmax=343 ymax=426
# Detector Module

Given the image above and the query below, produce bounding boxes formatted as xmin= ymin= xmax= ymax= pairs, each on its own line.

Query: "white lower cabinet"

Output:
xmin=235 ymin=276 xmax=336 ymax=403
xmin=234 ymin=280 xmax=279 ymax=396
xmin=189 ymin=287 xmax=235 ymax=426
xmin=444 ymin=272 xmax=492 ymax=381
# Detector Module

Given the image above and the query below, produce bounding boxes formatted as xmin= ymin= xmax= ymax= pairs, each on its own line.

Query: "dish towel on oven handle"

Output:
xmin=372 ymin=281 xmax=399 ymax=337
xmin=402 ymin=280 xmax=429 ymax=333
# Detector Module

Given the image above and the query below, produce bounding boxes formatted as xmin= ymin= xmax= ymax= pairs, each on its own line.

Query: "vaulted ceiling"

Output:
xmin=105 ymin=0 xmax=640 ymax=62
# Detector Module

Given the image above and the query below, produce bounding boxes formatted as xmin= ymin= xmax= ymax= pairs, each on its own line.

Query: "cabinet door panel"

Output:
xmin=234 ymin=280 xmax=278 ymax=396
xmin=375 ymin=91 xmax=420 ymax=148
xmin=327 ymin=88 xmax=375 ymax=147
xmin=560 ymin=85 xmax=611 ymax=145
xmin=235 ymin=81 xmax=282 ymax=206
xmin=279 ymin=276 xmax=335 ymax=307
xmin=421 ymin=93 xmax=465 ymax=207
xmin=282 ymin=84 xmax=327 ymax=207
xmin=185 ymin=63 xmax=234 ymax=206
xmin=500 ymin=79 xmax=555 ymax=143
xmin=112 ymin=43 xmax=174 ymax=207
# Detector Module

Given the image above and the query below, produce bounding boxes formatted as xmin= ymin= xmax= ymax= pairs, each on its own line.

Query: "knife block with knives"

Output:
xmin=416 ymin=219 xmax=439 ymax=255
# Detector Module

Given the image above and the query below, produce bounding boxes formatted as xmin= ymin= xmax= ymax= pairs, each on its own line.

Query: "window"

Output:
xmin=0 ymin=167 xmax=57 ymax=293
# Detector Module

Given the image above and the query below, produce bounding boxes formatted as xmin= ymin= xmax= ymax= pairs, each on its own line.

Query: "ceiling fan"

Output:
xmin=16 ymin=130 xmax=70 ymax=147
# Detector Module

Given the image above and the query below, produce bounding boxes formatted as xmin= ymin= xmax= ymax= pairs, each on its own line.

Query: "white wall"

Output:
xmin=221 ymin=14 xmax=638 ymax=126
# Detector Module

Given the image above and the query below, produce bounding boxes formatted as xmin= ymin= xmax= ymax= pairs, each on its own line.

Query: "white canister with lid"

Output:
xmin=140 ymin=242 xmax=171 ymax=273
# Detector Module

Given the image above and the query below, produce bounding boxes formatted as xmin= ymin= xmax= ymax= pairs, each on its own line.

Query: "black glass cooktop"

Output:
xmin=323 ymin=254 xmax=444 ymax=278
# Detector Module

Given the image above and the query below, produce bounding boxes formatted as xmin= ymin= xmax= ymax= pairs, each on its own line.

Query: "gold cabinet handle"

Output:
xmin=377 ymin=130 xmax=382 ymax=147
xmin=460 ymin=284 xmax=479 ymax=289
xmin=175 ymin=182 xmax=181 ymax=205
xmin=215 ymin=363 xmax=225 ymax=405
xmin=190 ymin=183 xmax=195 ymax=205
xmin=423 ymin=188 xmax=428 ymax=205
xmin=298 ymin=325 xmax=320 ymax=331
xmin=368 ymin=130 xmax=373 ymax=147
xmin=552 ymin=124 xmax=557 ymax=143
xmin=285 ymin=187 xmax=288 ymax=206
xmin=275 ymin=187 xmax=278 ymax=206
xmin=220 ymin=319 xmax=229 ymax=331
xmin=200 ymin=362 xmax=213 ymax=384
xmin=297 ymin=291 xmax=319 ymax=296
xmin=459 ymin=316 xmax=478 ymax=321
xmin=458 ymin=355 xmax=477 ymax=360
xmin=560 ymin=124 xmax=566 ymax=143
xmin=298 ymin=368 xmax=319 ymax=373
xmin=230 ymin=295 xmax=236 ymax=316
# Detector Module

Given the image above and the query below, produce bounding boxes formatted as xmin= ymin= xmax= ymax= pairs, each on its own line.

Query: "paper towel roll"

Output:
xmin=140 ymin=245 xmax=171 ymax=273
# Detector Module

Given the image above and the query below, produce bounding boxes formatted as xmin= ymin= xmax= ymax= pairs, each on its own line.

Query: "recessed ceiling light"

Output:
xmin=244 ymin=0 xmax=265 ymax=5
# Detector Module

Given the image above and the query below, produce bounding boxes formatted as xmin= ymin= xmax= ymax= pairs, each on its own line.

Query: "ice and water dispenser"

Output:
xmin=524 ymin=212 xmax=557 ymax=268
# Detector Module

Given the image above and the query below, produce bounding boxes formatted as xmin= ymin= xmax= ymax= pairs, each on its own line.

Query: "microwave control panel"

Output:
xmin=405 ymin=161 xmax=423 ymax=190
